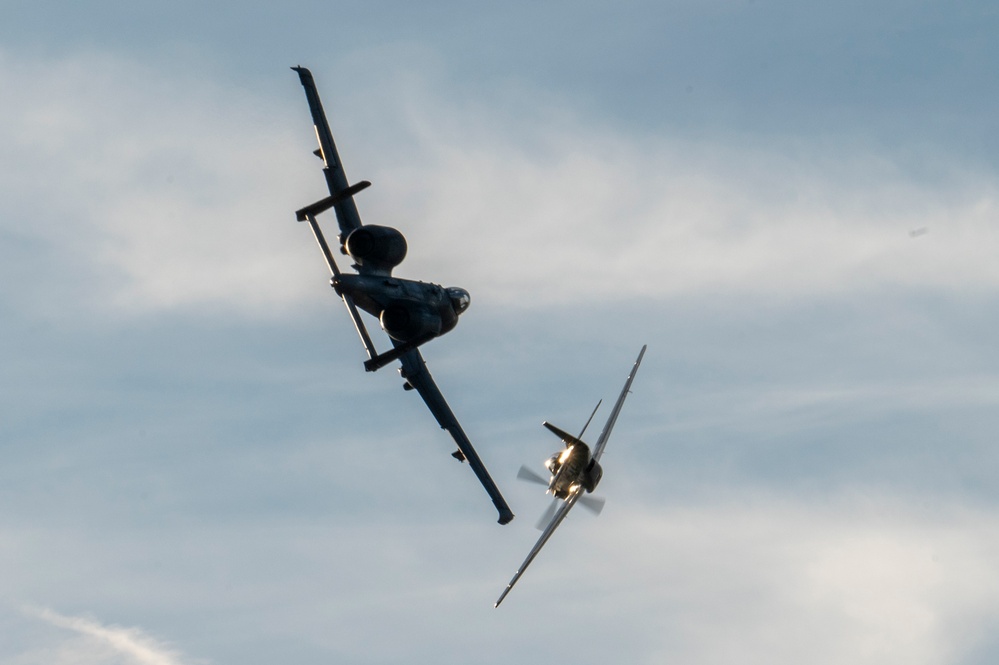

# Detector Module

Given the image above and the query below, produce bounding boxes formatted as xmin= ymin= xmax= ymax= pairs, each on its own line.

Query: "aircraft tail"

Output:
xmin=543 ymin=422 xmax=586 ymax=448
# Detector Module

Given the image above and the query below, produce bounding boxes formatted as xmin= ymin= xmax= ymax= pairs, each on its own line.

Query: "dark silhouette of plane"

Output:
xmin=291 ymin=66 xmax=513 ymax=525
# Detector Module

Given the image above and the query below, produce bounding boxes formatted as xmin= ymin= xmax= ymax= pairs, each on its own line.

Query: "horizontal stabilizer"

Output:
xmin=543 ymin=422 xmax=585 ymax=448
xmin=295 ymin=180 xmax=372 ymax=222
xmin=362 ymin=332 xmax=436 ymax=372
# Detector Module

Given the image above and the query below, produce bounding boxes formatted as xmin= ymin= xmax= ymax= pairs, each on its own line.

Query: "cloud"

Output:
xmin=545 ymin=492 xmax=999 ymax=665
xmin=20 ymin=606 xmax=199 ymax=665
xmin=397 ymin=128 xmax=999 ymax=307
xmin=0 ymin=50 xmax=316 ymax=321
xmin=1 ymin=10 xmax=996 ymax=665
xmin=4 ymin=49 xmax=996 ymax=323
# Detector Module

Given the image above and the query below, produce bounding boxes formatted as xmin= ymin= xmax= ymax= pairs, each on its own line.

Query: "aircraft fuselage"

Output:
xmin=546 ymin=442 xmax=592 ymax=499
xmin=333 ymin=274 xmax=467 ymax=343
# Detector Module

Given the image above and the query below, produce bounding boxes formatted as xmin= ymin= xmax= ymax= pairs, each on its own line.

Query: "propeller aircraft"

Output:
xmin=290 ymin=66 xmax=514 ymax=525
xmin=494 ymin=345 xmax=646 ymax=606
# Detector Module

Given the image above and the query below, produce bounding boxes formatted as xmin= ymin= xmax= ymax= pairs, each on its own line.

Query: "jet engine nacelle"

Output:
xmin=344 ymin=225 xmax=407 ymax=272
xmin=582 ymin=460 xmax=603 ymax=493
xmin=379 ymin=302 xmax=443 ymax=342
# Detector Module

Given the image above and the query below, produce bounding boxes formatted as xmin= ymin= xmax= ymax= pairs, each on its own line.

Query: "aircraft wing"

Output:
xmin=591 ymin=344 xmax=646 ymax=463
xmin=397 ymin=347 xmax=515 ymax=525
xmin=494 ymin=490 xmax=581 ymax=607
xmin=292 ymin=66 xmax=364 ymax=241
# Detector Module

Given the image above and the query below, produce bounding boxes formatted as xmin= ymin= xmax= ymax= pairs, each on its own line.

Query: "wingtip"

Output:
xmin=291 ymin=65 xmax=313 ymax=81
xmin=494 ymin=586 xmax=512 ymax=607
xmin=497 ymin=510 xmax=515 ymax=525
xmin=634 ymin=344 xmax=648 ymax=365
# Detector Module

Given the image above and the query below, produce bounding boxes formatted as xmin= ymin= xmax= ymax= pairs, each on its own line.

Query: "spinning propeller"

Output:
xmin=516 ymin=464 xmax=605 ymax=529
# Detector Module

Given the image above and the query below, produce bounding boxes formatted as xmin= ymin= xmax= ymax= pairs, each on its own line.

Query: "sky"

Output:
xmin=2 ymin=1 xmax=999 ymax=663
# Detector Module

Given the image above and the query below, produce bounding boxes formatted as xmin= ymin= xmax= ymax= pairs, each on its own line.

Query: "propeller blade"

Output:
xmin=517 ymin=465 xmax=548 ymax=486
xmin=535 ymin=499 xmax=560 ymax=530
xmin=579 ymin=494 xmax=606 ymax=516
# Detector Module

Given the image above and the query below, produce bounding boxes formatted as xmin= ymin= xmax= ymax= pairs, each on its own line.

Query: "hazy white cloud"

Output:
xmin=649 ymin=373 xmax=999 ymax=440
xmin=396 ymin=128 xmax=999 ymax=306
xmin=0 ymin=50 xmax=316 ymax=320
xmin=20 ymin=606 xmax=199 ymax=665
xmin=3 ymin=49 xmax=996 ymax=322
xmin=0 ymin=3 xmax=996 ymax=665
xmin=554 ymin=493 xmax=999 ymax=665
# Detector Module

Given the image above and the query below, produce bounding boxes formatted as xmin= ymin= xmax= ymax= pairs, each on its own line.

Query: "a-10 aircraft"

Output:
xmin=290 ymin=66 xmax=514 ymax=525
xmin=495 ymin=345 xmax=646 ymax=606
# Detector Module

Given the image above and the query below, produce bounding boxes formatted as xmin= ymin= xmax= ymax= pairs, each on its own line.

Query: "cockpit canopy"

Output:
xmin=447 ymin=287 xmax=471 ymax=314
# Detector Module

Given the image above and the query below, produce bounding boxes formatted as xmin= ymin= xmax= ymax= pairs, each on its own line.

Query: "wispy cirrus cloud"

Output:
xmin=22 ymin=606 xmax=200 ymax=665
